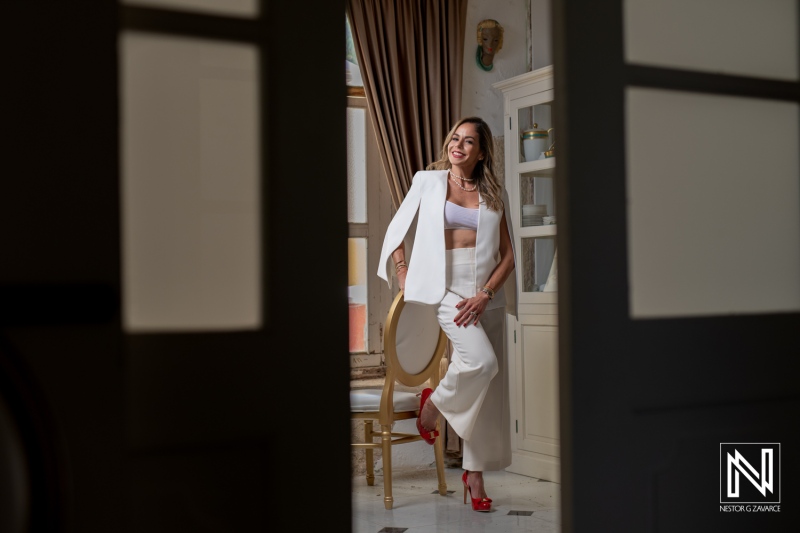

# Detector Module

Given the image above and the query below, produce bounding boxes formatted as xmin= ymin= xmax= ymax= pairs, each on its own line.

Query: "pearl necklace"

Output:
xmin=450 ymin=169 xmax=475 ymax=181
xmin=450 ymin=174 xmax=477 ymax=192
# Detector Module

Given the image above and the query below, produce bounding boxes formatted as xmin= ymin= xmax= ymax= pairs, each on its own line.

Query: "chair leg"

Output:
xmin=364 ymin=420 xmax=375 ymax=486
xmin=381 ymin=424 xmax=393 ymax=510
xmin=433 ymin=419 xmax=447 ymax=496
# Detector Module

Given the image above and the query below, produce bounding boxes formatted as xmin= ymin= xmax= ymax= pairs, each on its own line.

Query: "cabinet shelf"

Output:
xmin=517 ymin=157 xmax=556 ymax=175
xmin=519 ymin=224 xmax=557 ymax=238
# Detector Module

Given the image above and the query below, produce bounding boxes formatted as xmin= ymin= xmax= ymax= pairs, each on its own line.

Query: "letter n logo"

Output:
xmin=720 ymin=443 xmax=780 ymax=504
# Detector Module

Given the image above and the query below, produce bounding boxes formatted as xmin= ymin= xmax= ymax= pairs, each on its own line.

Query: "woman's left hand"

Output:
xmin=454 ymin=293 xmax=491 ymax=327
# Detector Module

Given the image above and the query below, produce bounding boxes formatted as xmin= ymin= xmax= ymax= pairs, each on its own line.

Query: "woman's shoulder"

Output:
xmin=412 ymin=169 xmax=448 ymax=185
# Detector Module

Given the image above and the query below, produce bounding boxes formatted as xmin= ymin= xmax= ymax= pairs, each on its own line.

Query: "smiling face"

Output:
xmin=447 ymin=122 xmax=484 ymax=172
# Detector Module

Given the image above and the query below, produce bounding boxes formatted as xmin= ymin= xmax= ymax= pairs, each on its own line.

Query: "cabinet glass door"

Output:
xmin=506 ymin=81 xmax=558 ymax=304
xmin=519 ymin=167 xmax=556 ymax=227
xmin=521 ymin=236 xmax=557 ymax=294
xmin=517 ymin=102 xmax=555 ymax=164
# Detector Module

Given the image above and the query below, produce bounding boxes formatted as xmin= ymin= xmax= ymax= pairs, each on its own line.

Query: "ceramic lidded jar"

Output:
xmin=521 ymin=123 xmax=551 ymax=161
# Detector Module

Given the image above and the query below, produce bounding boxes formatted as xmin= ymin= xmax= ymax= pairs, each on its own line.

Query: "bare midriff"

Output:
xmin=445 ymin=228 xmax=477 ymax=250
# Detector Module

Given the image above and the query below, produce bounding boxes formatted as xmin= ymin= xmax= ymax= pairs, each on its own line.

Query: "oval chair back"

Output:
xmin=383 ymin=290 xmax=448 ymax=388
xmin=350 ymin=290 xmax=448 ymax=509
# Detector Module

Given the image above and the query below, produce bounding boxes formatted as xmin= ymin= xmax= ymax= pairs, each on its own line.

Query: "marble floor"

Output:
xmin=352 ymin=467 xmax=560 ymax=533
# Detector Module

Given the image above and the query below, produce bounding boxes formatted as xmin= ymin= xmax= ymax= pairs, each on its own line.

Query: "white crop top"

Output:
xmin=444 ymin=201 xmax=478 ymax=231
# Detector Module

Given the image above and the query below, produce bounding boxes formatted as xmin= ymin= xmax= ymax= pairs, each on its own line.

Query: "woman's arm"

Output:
xmin=377 ymin=174 xmax=423 ymax=287
xmin=391 ymin=243 xmax=408 ymax=290
xmin=454 ymin=211 xmax=515 ymax=327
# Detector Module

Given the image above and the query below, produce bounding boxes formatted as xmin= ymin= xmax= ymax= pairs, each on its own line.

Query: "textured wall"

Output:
xmin=460 ymin=0 xmax=530 ymax=135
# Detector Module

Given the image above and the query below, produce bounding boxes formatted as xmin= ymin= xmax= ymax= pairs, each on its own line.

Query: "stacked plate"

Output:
xmin=522 ymin=204 xmax=547 ymax=226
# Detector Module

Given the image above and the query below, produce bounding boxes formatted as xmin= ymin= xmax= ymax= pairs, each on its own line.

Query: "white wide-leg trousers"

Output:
xmin=428 ymin=248 xmax=512 ymax=471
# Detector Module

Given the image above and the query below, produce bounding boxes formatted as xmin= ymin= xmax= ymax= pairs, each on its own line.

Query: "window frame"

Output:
xmin=347 ymin=95 xmax=393 ymax=371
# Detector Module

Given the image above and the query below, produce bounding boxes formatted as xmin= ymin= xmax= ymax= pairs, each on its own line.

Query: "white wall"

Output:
xmin=530 ymin=0 xmax=552 ymax=70
xmin=460 ymin=0 xmax=530 ymax=135
xmin=374 ymin=419 xmax=439 ymax=472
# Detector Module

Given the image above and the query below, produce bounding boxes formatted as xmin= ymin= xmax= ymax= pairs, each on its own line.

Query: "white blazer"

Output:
xmin=377 ymin=170 xmax=517 ymax=317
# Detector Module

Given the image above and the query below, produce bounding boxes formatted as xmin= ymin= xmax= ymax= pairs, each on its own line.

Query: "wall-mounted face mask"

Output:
xmin=476 ymin=20 xmax=504 ymax=72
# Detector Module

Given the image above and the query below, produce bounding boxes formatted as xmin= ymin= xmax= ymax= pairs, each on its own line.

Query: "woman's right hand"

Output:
xmin=397 ymin=268 xmax=407 ymax=291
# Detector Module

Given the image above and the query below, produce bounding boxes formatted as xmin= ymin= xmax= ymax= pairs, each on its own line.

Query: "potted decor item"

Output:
xmin=521 ymin=123 xmax=553 ymax=161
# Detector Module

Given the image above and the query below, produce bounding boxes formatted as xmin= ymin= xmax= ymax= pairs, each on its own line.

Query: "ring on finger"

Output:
xmin=469 ymin=311 xmax=477 ymax=316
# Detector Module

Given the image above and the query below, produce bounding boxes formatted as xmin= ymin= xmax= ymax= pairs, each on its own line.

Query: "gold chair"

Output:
xmin=350 ymin=290 xmax=448 ymax=510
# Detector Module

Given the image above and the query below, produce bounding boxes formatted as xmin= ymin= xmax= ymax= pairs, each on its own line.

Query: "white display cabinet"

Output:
xmin=493 ymin=66 xmax=560 ymax=482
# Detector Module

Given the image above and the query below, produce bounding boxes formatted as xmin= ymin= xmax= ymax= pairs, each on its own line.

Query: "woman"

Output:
xmin=377 ymin=117 xmax=516 ymax=512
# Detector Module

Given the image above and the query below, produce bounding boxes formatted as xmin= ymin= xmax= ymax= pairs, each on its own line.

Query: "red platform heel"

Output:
xmin=462 ymin=470 xmax=492 ymax=512
xmin=415 ymin=388 xmax=439 ymax=445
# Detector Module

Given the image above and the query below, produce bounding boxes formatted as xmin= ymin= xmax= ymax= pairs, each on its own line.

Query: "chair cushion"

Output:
xmin=350 ymin=389 xmax=420 ymax=413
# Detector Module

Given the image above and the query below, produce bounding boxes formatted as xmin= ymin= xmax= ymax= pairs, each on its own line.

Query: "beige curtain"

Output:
xmin=346 ymin=0 xmax=468 ymax=209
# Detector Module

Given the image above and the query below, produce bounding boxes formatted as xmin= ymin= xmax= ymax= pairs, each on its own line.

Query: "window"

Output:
xmin=346 ymin=96 xmax=392 ymax=370
xmin=121 ymin=2 xmax=262 ymax=332
xmin=346 ymin=15 xmax=392 ymax=370
xmin=345 ymin=15 xmax=365 ymax=96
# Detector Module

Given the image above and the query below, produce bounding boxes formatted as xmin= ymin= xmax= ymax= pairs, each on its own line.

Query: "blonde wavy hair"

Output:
xmin=426 ymin=117 xmax=504 ymax=212
xmin=476 ymin=19 xmax=504 ymax=51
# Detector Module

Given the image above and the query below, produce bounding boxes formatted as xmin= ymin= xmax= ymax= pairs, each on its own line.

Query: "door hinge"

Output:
xmin=514 ymin=330 xmax=516 ymax=343
xmin=509 ymin=117 xmax=511 ymax=130
xmin=515 ymin=420 xmax=518 ymax=433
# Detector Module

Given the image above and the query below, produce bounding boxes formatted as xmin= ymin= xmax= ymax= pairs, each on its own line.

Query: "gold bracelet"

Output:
xmin=394 ymin=261 xmax=408 ymax=272
xmin=479 ymin=286 xmax=495 ymax=299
